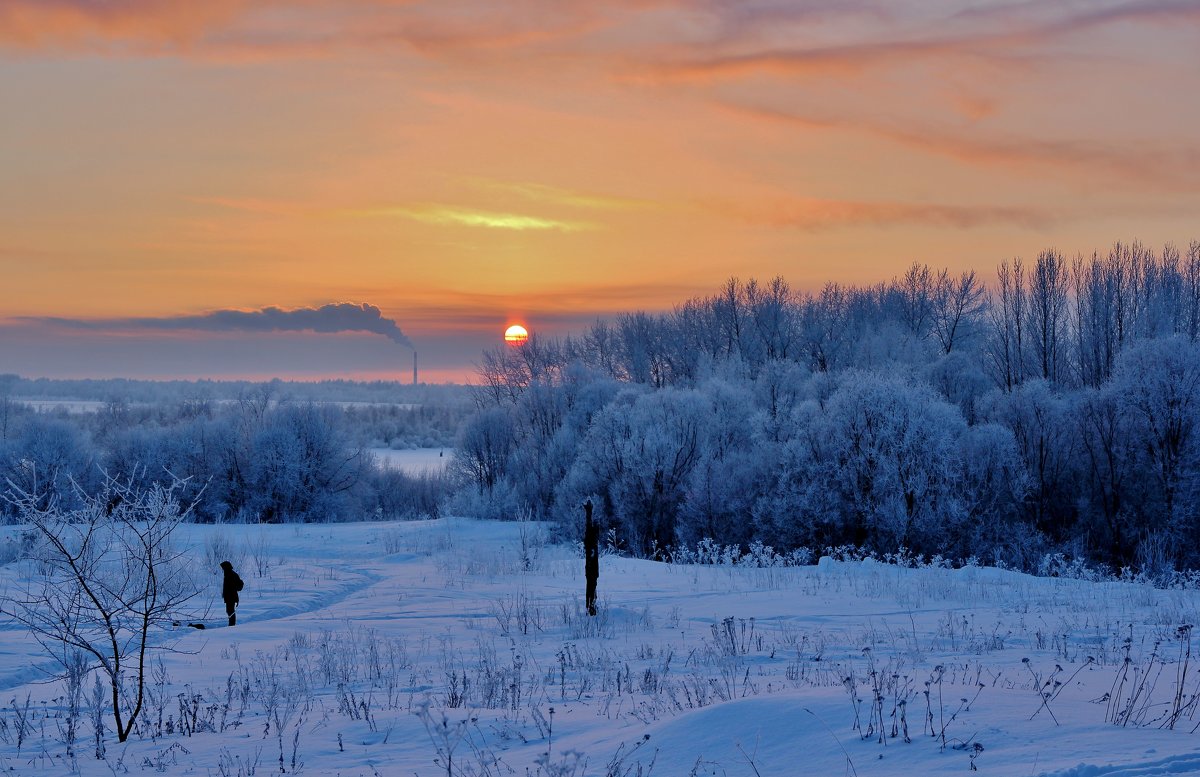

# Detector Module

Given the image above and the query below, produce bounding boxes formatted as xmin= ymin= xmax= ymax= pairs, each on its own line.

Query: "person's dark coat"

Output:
xmin=220 ymin=561 xmax=243 ymax=614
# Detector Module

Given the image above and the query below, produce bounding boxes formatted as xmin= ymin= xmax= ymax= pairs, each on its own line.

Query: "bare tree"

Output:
xmin=668 ymin=298 xmax=723 ymax=382
xmin=931 ymin=269 xmax=986 ymax=355
xmin=987 ymin=258 xmax=1028 ymax=390
xmin=895 ymin=262 xmax=935 ymax=341
xmin=1 ymin=472 xmax=202 ymax=744
xmin=1184 ymin=241 xmax=1200 ymax=342
xmin=746 ymin=276 xmax=800 ymax=364
xmin=0 ymin=373 xmax=18 ymax=441
xmin=803 ymin=283 xmax=852 ymax=373
xmin=616 ymin=312 xmax=672 ymax=388
xmin=452 ymin=406 xmax=516 ymax=496
xmin=579 ymin=319 xmax=622 ymax=380
xmin=1072 ymin=251 xmax=1117 ymax=388
xmin=1027 ymin=249 xmax=1070 ymax=385
xmin=476 ymin=333 xmax=567 ymax=405
xmin=713 ymin=277 xmax=747 ymax=360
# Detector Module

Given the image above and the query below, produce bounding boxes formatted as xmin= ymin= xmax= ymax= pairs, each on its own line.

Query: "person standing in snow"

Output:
xmin=220 ymin=561 xmax=244 ymax=626
xmin=584 ymin=500 xmax=599 ymax=616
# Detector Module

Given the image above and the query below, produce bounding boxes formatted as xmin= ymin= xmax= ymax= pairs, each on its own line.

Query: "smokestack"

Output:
xmin=413 ymin=351 xmax=418 ymax=385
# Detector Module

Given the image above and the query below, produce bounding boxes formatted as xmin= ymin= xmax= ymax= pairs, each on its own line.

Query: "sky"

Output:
xmin=1 ymin=0 xmax=1198 ymax=384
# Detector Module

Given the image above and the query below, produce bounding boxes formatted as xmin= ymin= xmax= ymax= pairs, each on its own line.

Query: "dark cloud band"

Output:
xmin=22 ymin=303 xmax=413 ymax=347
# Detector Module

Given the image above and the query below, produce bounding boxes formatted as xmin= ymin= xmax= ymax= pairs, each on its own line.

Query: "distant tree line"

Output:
xmin=0 ymin=383 xmax=459 ymax=523
xmin=0 ymin=374 xmax=471 ymax=407
xmin=455 ymin=241 xmax=1200 ymax=574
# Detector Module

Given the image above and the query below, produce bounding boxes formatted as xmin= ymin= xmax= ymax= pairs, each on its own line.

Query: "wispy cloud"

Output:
xmin=952 ymin=0 xmax=1200 ymax=36
xmin=715 ymin=195 xmax=1058 ymax=231
xmin=642 ymin=37 xmax=973 ymax=83
xmin=638 ymin=1 xmax=1200 ymax=83
xmin=357 ymin=204 xmax=596 ymax=232
xmin=18 ymin=302 xmax=413 ymax=346
xmin=0 ymin=0 xmax=248 ymax=50
xmin=191 ymin=195 xmax=605 ymax=231
xmin=466 ymin=179 xmax=657 ymax=212
xmin=4 ymin=0 xmax=1197 ymax=68
xmin=723 ymin=103 xmax=1200 ymax=192
xmin=189 ymin=196 xmax=316 ymax=216
xmin=0 ymin=0 xmax=616 ymax=59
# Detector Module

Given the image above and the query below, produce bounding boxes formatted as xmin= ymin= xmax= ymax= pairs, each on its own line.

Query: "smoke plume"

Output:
xmin=25 ymin=303 xmax=414 ymax=347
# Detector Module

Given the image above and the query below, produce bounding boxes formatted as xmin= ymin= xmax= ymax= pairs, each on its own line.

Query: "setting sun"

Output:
xmin=504 ymin=324 xmax=529 ymax=345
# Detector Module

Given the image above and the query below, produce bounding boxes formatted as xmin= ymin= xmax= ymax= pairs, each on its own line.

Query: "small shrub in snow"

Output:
xmin=1037 ymin=552 xmax=1107 ymax=582
xmin=671 ymin=538 xmax=812 ymax=568
xmin=490 ymin=591 xmax=546 ymax=637
xmin=205 ymin=530 xmax=246 ymax=571
xmin=247 ymin=531 xmax=273 ymax=578
xmin=708 ymin=617 xmax=759 ymax=658
xmin=561 ymin=598 xmax=613 ymax=640
xmin=216 ymin=746 xmax=262 ymax=777
xmin=0 ymin=529 xmax=40 ymax=565
xmin=380 ymin=527 xmax=407 ymax=555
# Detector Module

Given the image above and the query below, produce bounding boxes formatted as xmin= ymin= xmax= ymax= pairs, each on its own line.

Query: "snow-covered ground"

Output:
xmin=370 ymin=447 xmax=452 ymax=474
xmin=3 ymin=519 xmax=1200 ymax=776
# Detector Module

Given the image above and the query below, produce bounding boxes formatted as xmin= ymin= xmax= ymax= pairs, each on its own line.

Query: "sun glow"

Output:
xmin=504 ymin=324 xmax=529 ymax=345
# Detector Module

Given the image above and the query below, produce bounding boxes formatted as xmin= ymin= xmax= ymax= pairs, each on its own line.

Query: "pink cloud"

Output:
xmin=712 ymin=195 xmax=1059 ymax=232
xmin=0 ymin=0 xmax=249 ymax=50
xmin=722 ymin=103 xmax=1200 ymax=192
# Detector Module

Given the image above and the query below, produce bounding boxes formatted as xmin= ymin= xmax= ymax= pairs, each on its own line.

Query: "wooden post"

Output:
xmin=584 ymin=499 xmax=599 ymax=616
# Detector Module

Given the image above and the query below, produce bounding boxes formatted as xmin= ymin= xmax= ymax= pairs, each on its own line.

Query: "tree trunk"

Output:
xmin=584 ymin=500 xmax=599 ymax=616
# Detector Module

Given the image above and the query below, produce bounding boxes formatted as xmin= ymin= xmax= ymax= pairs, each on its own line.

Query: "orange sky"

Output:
xmin=1 ymin=0 xmax=1198 ymax=382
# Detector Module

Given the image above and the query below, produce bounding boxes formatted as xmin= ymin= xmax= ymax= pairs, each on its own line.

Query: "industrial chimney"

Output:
xmin=412 ymin=351 xmax=418 ymax=385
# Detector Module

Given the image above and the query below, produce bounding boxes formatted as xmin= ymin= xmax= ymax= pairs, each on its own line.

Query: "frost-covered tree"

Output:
xmin=561 ymin=388 xmax=703 ymax=556
xmin=979 ymin=380 xmax=1078 ymax=540
xmin=678 ymin=380 xmax=761 ymax=547
xmin=615 ymin=311 xmax=674 ymax=387
xmin=452 ymin=405 xmax=516 ymax=499
xmin=245 ymin=403 xmax=367 ymax=522
xmin=0 ymin=473 xmax=201 ymax=744
xmin=0 ymin=416 xmax=95 ymax=514
xmin=956 ymin=422 xmax=1030 ymax=561
xmin=1111 ymin=337 xmax=1200 ymax=549
xmin=507 ymin=376 xmax=604 ymax=518
xmin=752 ymin=396 xmax=830 ymax=549
xmin=1074 ymin=385 xmax=1131 ymax=560
xmin=449 ymin=250 xmax=1200 ymax=569
xmin=801 ymin=283 xmax=854 ymax=373
xmin=104 ymin=417 xmax=236 ymax=522
xmin=0 ymin=373 xmax=23 ymax=442
xmin=752 ymin=360 xmax=814 ymax=443
xmin=921 ymin=351 xmax=991 ymax=424
xmin=746 ymin=277 xmax=800 ymax=365
xmin=813 ymin=373 xmax=966 ymax=550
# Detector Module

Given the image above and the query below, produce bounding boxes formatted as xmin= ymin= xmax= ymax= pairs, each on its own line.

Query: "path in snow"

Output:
xmin=3 ymin=519 xmax=1200 ymax=776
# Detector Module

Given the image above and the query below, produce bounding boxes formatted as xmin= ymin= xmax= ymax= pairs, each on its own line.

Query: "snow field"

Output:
xmin=2 ymin=519 xmax=1200 ymax=775
xmin=369 ymin=447 xmax=452 ymax=475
